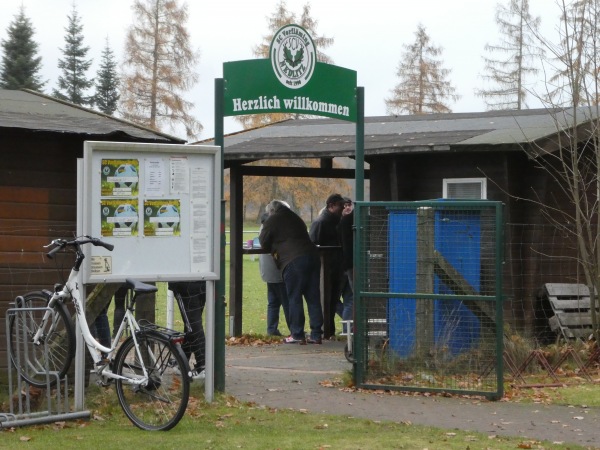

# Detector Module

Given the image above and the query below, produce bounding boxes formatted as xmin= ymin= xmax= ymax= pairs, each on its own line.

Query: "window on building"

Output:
xmin=443 ymin=178 xmax=487 ymax=199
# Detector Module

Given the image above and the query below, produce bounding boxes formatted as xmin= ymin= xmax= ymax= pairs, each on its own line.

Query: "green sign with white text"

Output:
xmin=223 ymin=25 xmax=357 ymax=122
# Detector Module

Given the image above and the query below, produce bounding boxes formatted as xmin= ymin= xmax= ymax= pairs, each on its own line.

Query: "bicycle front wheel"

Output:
xmin=8 ymin=291 xmax=76 ymax=388
xmin=114 ymin=332 xmax=189 ymax=431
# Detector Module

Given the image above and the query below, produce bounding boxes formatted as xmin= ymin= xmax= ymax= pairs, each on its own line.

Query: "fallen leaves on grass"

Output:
xmin=517 ymin=441 xmax=543 ymax=449
xmin=52 ymin=421 xmax=67 ymax=430
xmin=226 ymin=334 xmax=282 ymax=346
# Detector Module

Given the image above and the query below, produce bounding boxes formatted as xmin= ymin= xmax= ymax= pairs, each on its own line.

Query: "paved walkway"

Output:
xmin=225 ymin=340 xmax=600 ymax=449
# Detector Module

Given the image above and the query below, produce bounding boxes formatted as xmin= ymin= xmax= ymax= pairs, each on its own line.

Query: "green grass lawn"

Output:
xmin=0 ymin=390 xmax=590 ymax=450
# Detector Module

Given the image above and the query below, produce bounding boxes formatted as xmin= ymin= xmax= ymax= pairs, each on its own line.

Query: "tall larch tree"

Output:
xmin=385 ymin=24 xmax=459 ymax=115
xmin=234 ymin=1 xmax=348 ymax=222
xmin=235 ymin=0 xmax=334 ymax=130
xmin=120 ymin=0 xmax=201 ymax=139
xmin=53 ymin=5 xmax=94 ymax=106
xmin=476 ymin=0 xmax=543 ymax=110
xmin=92 ymin=38 xmax=120 ymax=115
xmin=0 ymin=7 xmax=45 ymax=91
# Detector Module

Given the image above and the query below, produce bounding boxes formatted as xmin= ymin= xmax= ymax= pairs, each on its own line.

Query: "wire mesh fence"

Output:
xmin=353 ymin=201 xmax=503 ymax=398
xmin=503 ymin=222 xmax=585 ymax=344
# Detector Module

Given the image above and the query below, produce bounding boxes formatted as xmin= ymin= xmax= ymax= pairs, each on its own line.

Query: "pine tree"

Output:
xmin=53 ymin=5 xmax=94 ymax=106
xmin=385 ymin=24 xmax=459 ymax=115
xmin=92 ymin=38 xmax=119 ymax=115
xmin=235 ymin=0 xmax=334 ymax=130
xmin=120 ymin=0 xmax=201 ymax=139
xmin=476 ymin=0 xmax=543 ymax=110
xmin=0 ymin=7 xmax=45 ymax=91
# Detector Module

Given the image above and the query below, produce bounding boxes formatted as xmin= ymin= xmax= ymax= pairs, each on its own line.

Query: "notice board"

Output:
xmin=81 ymin=141 xmax=221 ymax=284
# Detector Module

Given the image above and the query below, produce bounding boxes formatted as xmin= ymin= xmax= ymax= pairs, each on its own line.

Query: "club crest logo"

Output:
xmin=270 ymin=24 xmax=316 ymax=89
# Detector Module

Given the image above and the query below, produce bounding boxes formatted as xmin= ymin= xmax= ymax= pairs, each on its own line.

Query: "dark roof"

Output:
xmin=0 ymin=89 xmax=184 ymax=143
xmin=212 ymin=107 xmax=598 ymax=162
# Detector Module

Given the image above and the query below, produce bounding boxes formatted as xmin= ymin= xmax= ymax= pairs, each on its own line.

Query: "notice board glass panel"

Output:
xmin=81 ymin=141 xmax=221 ymax=283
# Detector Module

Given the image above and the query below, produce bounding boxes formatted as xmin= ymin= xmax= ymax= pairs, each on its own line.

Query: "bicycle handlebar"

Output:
xmin=46 ymin=236 xmax=114 ymax=259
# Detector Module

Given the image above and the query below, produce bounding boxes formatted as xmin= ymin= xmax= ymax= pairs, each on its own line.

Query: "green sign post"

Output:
xmin=214 ymin=24 xmax=364 ymax=391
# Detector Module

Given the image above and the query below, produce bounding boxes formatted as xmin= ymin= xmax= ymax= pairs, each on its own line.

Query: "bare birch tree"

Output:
xmin=476 ymin=0 xmax=543 ymax=110
xmin=529 ymin=0 xmax=600 ymax=340
xmin=545 ymin=0 xmax=600 ymax=106
xmin=119 ymin=0 xmax=201 ymax=139
xmin=385 ymin=24 xmax=460 ymax=115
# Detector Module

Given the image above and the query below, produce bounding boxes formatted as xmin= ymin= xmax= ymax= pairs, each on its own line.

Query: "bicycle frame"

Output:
xmin=34 ymin=242 xmax=152 ymax=386
xmin=12 ymin=236 xmax=192 ymax=431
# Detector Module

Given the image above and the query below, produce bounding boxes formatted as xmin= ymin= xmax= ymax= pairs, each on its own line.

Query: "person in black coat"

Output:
xmin=259 ymin=200 xmax=323 ymax=344
xmin=309 ymin=193 xmax=345 ymax=336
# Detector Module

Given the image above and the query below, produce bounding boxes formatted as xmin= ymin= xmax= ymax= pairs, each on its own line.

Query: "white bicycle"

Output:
xmin=8 ymin=236 xmax=190 ymax=431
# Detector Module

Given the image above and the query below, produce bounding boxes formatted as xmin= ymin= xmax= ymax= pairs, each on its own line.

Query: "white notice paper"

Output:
xmin=170 ymin=157 xmax=189 ymax=194
xmin=144 ymin=158 xmax=166 ymax=197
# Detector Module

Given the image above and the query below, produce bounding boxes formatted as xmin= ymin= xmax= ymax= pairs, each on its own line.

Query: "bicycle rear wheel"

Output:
xmin=8 ymin=291 xmax=76 ymax=388
xmin=114 ymin=332 xmax=189 ymax=431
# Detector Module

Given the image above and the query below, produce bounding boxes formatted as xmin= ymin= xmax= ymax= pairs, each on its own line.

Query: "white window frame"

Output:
xmin=443 ymin=177 xmax=487 ymax=199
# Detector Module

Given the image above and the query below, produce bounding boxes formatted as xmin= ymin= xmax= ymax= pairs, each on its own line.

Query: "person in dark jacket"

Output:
xmin=309 ymin=193 xmax=345 ymax=336
xmin=259 ymin=199 xmax=323 ymax=344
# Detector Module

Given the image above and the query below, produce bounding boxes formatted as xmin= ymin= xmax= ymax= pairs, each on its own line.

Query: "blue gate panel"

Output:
xmin=388 ymin=211 xmax=416 ymax=357
xmin=388 ymin=207 xmax=481 ymax=357
xmin=434 ymin=210 xmax=481 ymax=354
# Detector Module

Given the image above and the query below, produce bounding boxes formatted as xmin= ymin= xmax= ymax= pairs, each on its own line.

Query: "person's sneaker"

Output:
xmin=306 ymin=337 xmax=322 ymax=344
xmin=189 ymin=368 xmax=205 ymax=382
xmin=283 ymin=335 xmax=306 ymax=344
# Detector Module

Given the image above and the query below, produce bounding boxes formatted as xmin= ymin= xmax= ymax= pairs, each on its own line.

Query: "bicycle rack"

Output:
xmin=2 ymin=305 xmax=90 ymax=428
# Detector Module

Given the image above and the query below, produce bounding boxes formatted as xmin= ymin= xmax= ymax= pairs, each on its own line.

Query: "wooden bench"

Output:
xmin=544 ymin=283 xmax=598 ymax=340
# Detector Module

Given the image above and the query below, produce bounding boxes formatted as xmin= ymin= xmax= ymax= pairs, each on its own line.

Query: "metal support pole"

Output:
xmin=214 ymin=78 xmax=226 ymax=392
xmin=355 ymin=87 xmax=365 ymax=201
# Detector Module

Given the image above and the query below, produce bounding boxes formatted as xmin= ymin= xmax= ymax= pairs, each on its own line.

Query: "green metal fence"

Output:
xmin=353 ymin=201 xmax=504 ymax=399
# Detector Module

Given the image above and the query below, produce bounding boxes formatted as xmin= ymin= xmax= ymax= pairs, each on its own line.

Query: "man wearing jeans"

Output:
xmin=259 ymin=199 xmax=323 ymax=344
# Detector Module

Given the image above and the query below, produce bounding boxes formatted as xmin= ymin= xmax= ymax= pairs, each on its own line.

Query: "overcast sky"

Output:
xmin=1 ymin=0 xmax=558 ymax=140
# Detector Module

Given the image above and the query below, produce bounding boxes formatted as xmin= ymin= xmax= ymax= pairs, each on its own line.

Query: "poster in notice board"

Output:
xmin=81 ymin=141 xmax=221 ymax=284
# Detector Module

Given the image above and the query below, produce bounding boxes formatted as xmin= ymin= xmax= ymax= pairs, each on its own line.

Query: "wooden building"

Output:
xmin=0 ymin=89 xmax=183 ymax=372
xmin=221 ymin=108 xmax=596 ymax=340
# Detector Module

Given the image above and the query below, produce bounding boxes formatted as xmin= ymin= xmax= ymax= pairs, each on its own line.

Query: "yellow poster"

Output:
xmin=100 ymin=199 xmax=139 ymax=237
xmin=144 ymin=199 xmax=181 ymax=237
